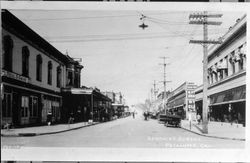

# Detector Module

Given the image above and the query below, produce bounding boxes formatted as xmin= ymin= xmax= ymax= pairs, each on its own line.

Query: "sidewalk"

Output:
xmin=181 ymin=120 xmax=245 ymax=141
xmin=1 ymin=121 xmax=99 ymax=137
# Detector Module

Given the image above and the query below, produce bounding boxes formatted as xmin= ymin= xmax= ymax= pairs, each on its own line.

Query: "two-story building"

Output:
xmin=1 ymin=10 xmax=83 ymax=127
xmin=195 ymin=14 xmax=246 ymax=126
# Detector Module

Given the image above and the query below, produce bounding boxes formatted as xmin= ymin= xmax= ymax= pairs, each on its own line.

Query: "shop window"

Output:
xmin=52 ymin=101 xmax=60 ymax=120
xmin=48 ymin=61 xmax=53 ymax=85
xmin=57 ymin=66 xmax=62 ymax=87
xmin=2 ymin=93 xmax=12 ymax=117
xmin=29 ymin=96 xmax=38 ymax=117
xmin=22 ymin=46 xmax=30 ymax=77
xmin=36 ymin=55 xmax=43 ymax=81
xmin=21 ymin=96 xmax=29 ymax=117
xmin=2 ymin=35 xmax=13 ymax=71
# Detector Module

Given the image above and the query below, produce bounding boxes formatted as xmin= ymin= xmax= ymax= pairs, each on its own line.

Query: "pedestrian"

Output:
xmin=132 ymin=111 xmax=135 ymax=119
xmin=77 ymin=108 xmax=81 ymax=122
xmin=68 ymin=112 xmax=74 ymax=124
xmin=47 ymin=111 xmax=52 ymax=126
xmin=197 ymin=114 xmax=201 ymax=124
xmin=144 ymin=111 xmax=148 ymax=120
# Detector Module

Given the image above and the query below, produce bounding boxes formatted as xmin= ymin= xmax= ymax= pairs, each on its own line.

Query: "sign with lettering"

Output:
xmin=2 ymin=70 xmax=29 ymax=83
xmin=186 ymin=83 xmax=196 ymax=112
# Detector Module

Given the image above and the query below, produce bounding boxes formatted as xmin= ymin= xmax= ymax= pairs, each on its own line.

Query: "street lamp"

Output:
xmin=139 ymin=14 xmax=148 ymax=30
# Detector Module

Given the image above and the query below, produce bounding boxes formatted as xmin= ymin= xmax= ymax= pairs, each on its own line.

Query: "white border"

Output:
xmin=1 ymin=1 xmax=250 ymax=162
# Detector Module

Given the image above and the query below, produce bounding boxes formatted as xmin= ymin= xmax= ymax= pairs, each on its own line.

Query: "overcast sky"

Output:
xmin=7 ymin=8 xmax=244 ymax=106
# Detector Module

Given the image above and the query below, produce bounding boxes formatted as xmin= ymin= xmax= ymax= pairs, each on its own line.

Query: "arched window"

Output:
xmin=48 ymin=61 xmax=53 ymax=85
xmin=22 ymin=46 xmax=30 ymax=77
xmin=57 ymin=66 xmax=62 ymax=87
xmin=2 ymin=35 xmax=13 ymax=71
xmin=36 ymin=55 xmax=43 ymax=81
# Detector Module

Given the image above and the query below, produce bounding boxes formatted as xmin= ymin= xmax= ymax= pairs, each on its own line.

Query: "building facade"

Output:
xmin=1 ymin=10 xmax=83 ymax=127
xmin=167 ymin=82 xmax=197 ymax=119
xmin=62 ymin=87 xmax=112 ymax=122
xmin=195 ymin=14 xmax=246 ymax=125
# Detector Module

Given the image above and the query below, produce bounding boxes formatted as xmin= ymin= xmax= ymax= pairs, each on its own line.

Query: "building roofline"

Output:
xmin=208 ymin=14 xmax=246 ymax=59
xmin=2 ymin=9 xmax=70 ymax=64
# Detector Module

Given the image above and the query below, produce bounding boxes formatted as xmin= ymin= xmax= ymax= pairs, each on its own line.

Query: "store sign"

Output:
xmin=186 ymin=84 xmax=196 ymax=112
xmin=2 ymin=70 xmax=29 ymax=83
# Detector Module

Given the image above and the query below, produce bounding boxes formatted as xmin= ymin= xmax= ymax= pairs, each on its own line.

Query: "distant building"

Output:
xmin=103 ymin=91 xmax=127 ymax=118
xmin=1 ymin=9 xmax=83 ymax=127
xmin=103 ymin=91 xmax=116 ymax=103
xmin=195 ymin=14 xmax=246 ymax=126
xmin=157 ymin=91 xmax=171 ymax=100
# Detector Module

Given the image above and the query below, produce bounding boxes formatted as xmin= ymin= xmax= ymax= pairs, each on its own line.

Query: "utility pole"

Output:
xmin=153 ymin=80 xmax=157 ymax=101
xmin=159 ymin=57 xmax=171 ymax=113
xmin=189 ymin=11 xmax=222 ymax=134
xmin=0 ymin=10 xmax=2 ymax=124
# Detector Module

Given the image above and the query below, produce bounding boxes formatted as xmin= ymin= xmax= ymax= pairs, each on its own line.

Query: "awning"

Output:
xmin=112 ymin=103 xmax=124 ymax=106
xmin=71 ymin=89 xmax=93 ymax=95
xmin=209 ymin=99 xmax=245 ymax=106
xmin=209 ymin=85 xmax=245 ymax=105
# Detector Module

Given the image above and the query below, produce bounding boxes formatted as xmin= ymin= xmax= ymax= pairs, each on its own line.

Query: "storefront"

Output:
xmin=209 ymin=85 xmax=245 ymax=125
xmin=1 ymin=70 xmax=62 ymax=127
xmin=62 ymin=87 xmax=112 ymax=123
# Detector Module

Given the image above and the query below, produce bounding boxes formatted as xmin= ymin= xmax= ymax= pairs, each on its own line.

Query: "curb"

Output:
xmin=1 ymin=122 xmax=99 ymax=137
xmin=180 ymin=124 xmax=245 ymax=141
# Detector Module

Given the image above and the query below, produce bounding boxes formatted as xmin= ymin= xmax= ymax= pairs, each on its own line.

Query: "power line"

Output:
xmin=20 ymin=11 xmax=191 ymax=21
xmin=22 ymin=14 xmax=139 ymax=21
xmin=46 ymin=30 xmax=228 ymax=43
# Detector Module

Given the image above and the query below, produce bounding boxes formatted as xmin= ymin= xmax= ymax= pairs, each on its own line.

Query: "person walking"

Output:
xmin=197 ymin=114 xmax=201 ymax=125
xmin=68 ymin=112 xmax=74 ymax=124
xmin=47 ymin=111 xmax=52 ymax=126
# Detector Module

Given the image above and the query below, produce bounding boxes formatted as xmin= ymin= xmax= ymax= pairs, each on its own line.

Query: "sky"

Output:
xmin=7 ymin=8 xmax=245 ymax=106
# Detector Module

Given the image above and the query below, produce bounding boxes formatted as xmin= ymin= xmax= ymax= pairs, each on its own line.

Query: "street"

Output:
xmin=1 ymin=116 xmax=244 ymax=148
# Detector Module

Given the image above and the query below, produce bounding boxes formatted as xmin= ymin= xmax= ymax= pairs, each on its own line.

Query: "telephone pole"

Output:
xmin=153 ymin=80 xmax=157 ymax=101
xmin=159 ymin=57 xmax=171 ymax=112
xmin=189 ymin=11 xmax=222 ymax=134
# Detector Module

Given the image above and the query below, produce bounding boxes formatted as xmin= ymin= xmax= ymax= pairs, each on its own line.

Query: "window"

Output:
xmin=213 ymin=64 xmax=218 ymax=82
xmin=22 ymin=46 xmax=30 ymax=77
xmin=48 ymin=61 xmax=53 ymax=85
xmin=218 ymin=60 xmax=223 ymax=80
xmin=2 ymin=35 xmax=13 ymax=71
xmin=21 ymin=96 xmax=29 ymax=117
xmin=67 ymin=70 xmax=73 ymax=86
xmin=2 ymin=93 xmax=12 ymax=117
xmin=57 ymin=66 xmax=62 ymax=87
xmin=36 ymin=55 xmax=43 ymax=81
xmin=231 ymin=60 xmax=236 ymax=74
xmin=74 ymin=71 xmax=79 ymax=88
xmin=29 ymin=96 xmax=38 ymax=117
xmin=238 ymin=45 xmax=244 ymax=70
xmin=224 ymin=56 xmax=228 ymax=77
